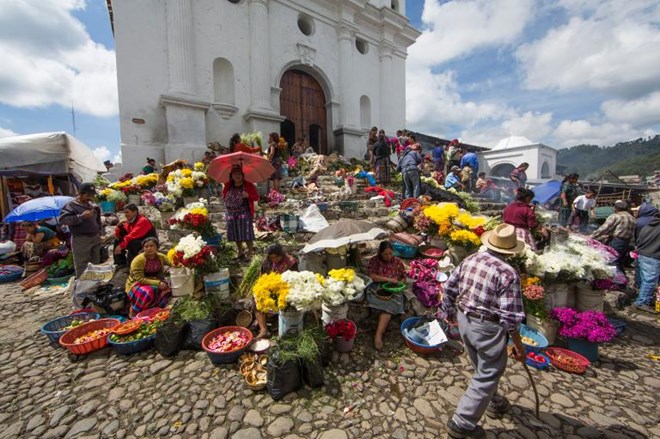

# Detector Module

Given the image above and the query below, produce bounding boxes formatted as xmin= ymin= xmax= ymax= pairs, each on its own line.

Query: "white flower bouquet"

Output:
xmin=322 ymin=268 xmax=366 ymax=306
xmin=281 ymin=270 xmax=326 ymax=311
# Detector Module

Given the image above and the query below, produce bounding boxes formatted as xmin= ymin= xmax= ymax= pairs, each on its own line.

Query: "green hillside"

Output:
xmin=557 ymin=136 xmax=660 ymax=180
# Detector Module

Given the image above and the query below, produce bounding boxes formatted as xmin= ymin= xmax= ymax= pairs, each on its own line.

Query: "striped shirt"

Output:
xmin=591 ymin=211 xmax=635 ymax=241
xmin=442 ymin=251 xmax=524 ymax=332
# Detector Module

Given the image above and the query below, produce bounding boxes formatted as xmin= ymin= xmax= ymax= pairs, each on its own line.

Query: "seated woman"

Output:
xmin=20 ymin=221 xmax=60 ymax=259
xmin=255 ymin=244 xmax=298 ymax=338
xmin=125 ymin=237 xmax=171 ymax=318
xmin=113 ymin=203 xmax=157 ymax=268
xmin=367 ymin=241 xmax=407 ymax=350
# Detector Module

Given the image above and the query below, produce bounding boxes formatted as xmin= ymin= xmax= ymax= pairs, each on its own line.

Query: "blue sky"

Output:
xmin=0 ymin=0 xmax=659 ymax=164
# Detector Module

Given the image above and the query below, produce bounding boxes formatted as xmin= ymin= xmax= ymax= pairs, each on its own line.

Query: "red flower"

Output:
xmin=472 ymin=226 xmax=485 ymax=237
xmin=325 ymin=319 xmax=356 ymax=341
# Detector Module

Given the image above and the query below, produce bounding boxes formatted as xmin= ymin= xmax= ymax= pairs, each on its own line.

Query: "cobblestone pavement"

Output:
xmin=0 ymin=280 xmax=658 ymax=439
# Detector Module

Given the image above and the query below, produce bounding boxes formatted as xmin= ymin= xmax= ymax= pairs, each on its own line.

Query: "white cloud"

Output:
xmin=0 ymin=126 xmax=18 ymax=138
xmin=92 ymin=146 xmax=111 ymax=162
xmin=112 ymin=151 xmax=122 ymax=164
xmin=553 ymin=119 xmax=658 ymax=147
xmin=601 ymin=91 xmax=660 ymax=127
xmin=0 ymin=0 xmax=118 ymax=117
xmin=459 ymin=111 xmax=553 ymax=147
xmin=410 ymin=0 xmax=534 ymax=68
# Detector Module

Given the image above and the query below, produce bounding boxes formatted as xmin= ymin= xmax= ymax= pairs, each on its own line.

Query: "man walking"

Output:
xmin=633 ymin=213 xmax=659 ymax=314
xmin=459 ymin=149 xmax=479 ymax=191
xmin=397 ymin=138 xmax=423 ymax=199
xmin=591 ymin=200 xmax=635 ymax=274
xmin=59 ymin=183 xmax=103 ymax=277
xmin=442 ymin=224 xmax=527 ymax=438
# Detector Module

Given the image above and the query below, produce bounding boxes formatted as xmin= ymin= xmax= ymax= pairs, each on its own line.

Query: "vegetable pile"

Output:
xmin=47 ymin=254 xmax=74 ymax=278
xmin=521 ymin=336 xmax=539 ymax=346
xmin=73 ymin=328 xmax=112 ymax=345
xmin=527 ymin=352 xmax=546 ymax=363
xmin=109 ymin=321 xmax=161 ymax=343
xmin=63 ymin=319 xmax=90 ymax=331
xmin=207 ymin=329 xmax=250 ymax=353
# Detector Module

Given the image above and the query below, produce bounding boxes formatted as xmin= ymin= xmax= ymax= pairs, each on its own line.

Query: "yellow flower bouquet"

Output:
xmin=253 ymin=273 xmax=290 ymax=313
xmin=448 ymin=229 xmax=482 ymax=250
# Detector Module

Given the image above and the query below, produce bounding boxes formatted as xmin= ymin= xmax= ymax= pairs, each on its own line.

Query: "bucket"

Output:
xmin=526 ymin=315 xmax=558 ymax=345
xmin=170 ymin=267 xmax=194 ymax=297
xmin=160 ymin=211 xmax=175 ymax=227
xmin=322 ymin=303 xmax=348 ymax=326
xmin=544 ymin=282 xmax=576 ymax=309
xmin=278 ymin=310 xmax=304 ymax=337
xmin=334 ymin=336 xmax=355 ymax=353
xmin=204 ymin=234 xmax=223 ymax=248
xmin=99 ymin=201 xmax=116 ymax=213
xmin=128 ymin=194 xmax=141 ymax=206
xmin=567 ymin=338 xmax=599 ymax=362
xmin=204 ymin=268 xmax=230 ymax=301
xmin=575 ymin=282 xmax=604 ymax=312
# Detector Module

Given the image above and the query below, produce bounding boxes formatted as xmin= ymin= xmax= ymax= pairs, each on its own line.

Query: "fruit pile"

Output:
xmin=521 ymin=336 xmax=539 ymax=346
xmin=112 ymin=320 xmax=142 ymax=335
xmin=63 ymin=319 xmax=91 ymax=331
xmin=109 ymin=321 xmax=161 ymax=343
xmin=527 ymin=352 xmax=546 ymax=364
xmin=207 ymin=329 xmax=250 ymax=353
xmin=73 ymin=328 xmax=112 ymax=345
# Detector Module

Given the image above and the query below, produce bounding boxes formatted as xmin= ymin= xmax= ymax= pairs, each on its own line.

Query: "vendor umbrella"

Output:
xmin=207 ymin=152 xmax=275 ymax=183
xmin=301 ymin=219 xmax=387 ymax=254
xmin=3 ymin=196 xmax=73 ymax=223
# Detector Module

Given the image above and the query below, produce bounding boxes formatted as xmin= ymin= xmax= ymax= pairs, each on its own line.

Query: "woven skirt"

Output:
xmin=226 ymin=211 xmax=255 ymax=242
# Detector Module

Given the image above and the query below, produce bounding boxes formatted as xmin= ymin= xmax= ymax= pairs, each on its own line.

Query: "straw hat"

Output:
xmin=480 ymin=224 xmax=525 ymax=255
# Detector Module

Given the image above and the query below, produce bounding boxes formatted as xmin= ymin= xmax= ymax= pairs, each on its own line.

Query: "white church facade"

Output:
xmin=109 ymin=0 xmax=420 ymax=173
xmin=481 ymin=136 xmax=558 ymax=183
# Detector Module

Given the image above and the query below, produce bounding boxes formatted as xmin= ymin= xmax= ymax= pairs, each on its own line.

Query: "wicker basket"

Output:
xmin=40 ymin=312 xmax=101 ymax=344
xmin=545 ymin=347 xmax=590 ymax=374
xmin=59 ymin=318 xmax=120 ymax=355
xmin=20 ymin=268 xmax=48 ymax=290
xmin=24 ymin=261 xmax=41 ymax=273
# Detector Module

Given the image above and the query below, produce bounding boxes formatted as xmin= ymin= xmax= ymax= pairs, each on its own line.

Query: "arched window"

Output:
xmin=355 ymin=38 xmax=369 ymax=55
xmin=391 ymin=0 xmax=399 ymax=11
xmin=360 ymin=95 xmax=371 ymax=129
xmin=213 ymin=58 xmax=235 ymax=105
xmin=541 ymin=161 xmax=551 ymax=178
xmin=297 ymin=14 xmax=315 ymax=36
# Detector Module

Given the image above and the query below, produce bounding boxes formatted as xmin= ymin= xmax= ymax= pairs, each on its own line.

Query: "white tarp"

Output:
xmin=0 ymin=132 xmax=106 ymax=183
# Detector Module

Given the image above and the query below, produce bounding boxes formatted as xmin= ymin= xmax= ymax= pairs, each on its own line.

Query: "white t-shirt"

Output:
xmin=573 ymin=195 xmax=596 ymax=211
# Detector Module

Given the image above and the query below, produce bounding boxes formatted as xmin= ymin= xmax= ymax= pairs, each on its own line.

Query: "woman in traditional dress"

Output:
xmin=20 ymin=221 xmax=60 ymax=259
xmin=509 ymin=162 xmax=529 ymax=189
xmin=267 ymin=132 xmax=282 ymax=192
xmin=365 ymin=126 xmax=378 ymax=164
xmin=367 ymin=241 xmax=407 ymax=350
xmin=125 ymin=237 xmax=171 ymax=318
xmin=373 ymin=129 xmax=392 ymax=185
xmin=502 ymin=188 xmax=540 ymax=250
xmin=254 ymin=244 xmax=299 ymax=338
xmin=559 ymin=173 xmax=579 ymax=227
xmin=222 ymin=165 xmax=259 ymax=260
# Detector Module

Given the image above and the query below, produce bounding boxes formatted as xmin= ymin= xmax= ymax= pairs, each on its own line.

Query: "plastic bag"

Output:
xmin=72 ymin=263 xmax=115 ymax=308
xmin=267 ymin=358 xmax=302 ymax=401
xmin=81 ymin=283 xmax=127 ymax=314
xmin=299 ymin=204 xmax=329 ymax=233
xmin=301 ymin=355 xmax=324 ymax=388
xmin=155 ymin=319 xmax=187 ymax=357
xmin=182 ymin=317 xmax=217 ymax=350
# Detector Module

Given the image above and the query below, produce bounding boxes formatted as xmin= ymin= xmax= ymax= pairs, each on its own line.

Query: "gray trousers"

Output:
xmin=72 ymin=234 xmax=102 ymax=278
xmin=452 ymin=311 xmax=508 ymax=430
xmin=403 ymin=169 xmax=421 ymax=199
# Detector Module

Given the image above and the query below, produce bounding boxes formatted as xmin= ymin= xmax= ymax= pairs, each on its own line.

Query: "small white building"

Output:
xmin=481 ymin=136 xmax=558 ymax=183
xmin=108 ymin=0 xmax=420 ymax=174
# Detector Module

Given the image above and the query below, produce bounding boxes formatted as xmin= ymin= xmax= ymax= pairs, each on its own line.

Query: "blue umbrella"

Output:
xmin=3 ymin=196 xmax=74 ymax=223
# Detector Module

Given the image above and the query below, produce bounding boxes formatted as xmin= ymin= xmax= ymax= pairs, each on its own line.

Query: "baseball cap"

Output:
xmin=451 ymin=165 xmax=461 ymax=172
xmin=79 ymin=183 xmax=96 ymax=194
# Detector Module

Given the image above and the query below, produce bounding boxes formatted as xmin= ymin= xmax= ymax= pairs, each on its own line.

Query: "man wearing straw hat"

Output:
xmin=442 ymin=224 xmax=527 ymax=439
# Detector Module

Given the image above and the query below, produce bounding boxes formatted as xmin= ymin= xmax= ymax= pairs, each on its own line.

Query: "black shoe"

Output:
xmin=633 ymin=303 xmax=658 ymax=314
xmin=446 ymin=419 xmax=486 ymax=439
xmin=485 ymin=395 xmax=511 ymax=419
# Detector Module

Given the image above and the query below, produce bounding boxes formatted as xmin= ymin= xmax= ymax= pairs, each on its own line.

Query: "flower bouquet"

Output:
xmin=166 ymin=169 xmax=197 ymax=197
xmin=325 ymin=319 xmax=357 ymax=352
xmin=109 ymin=179 xmax=142 ymax=196
xmin=97 ymin=188 xmax=127 ymax=203
xmin=142 ymin=191 xmax=176 ymax=212
xmin=194 ymin=162 xmax=206 ymax=172
xmin=252 ymin=272 xmax=290 ymax=313
xmin=266 ymin=189 xmax=285 ymax=208
xmin=278 ymin=136 xmax=290 ymax=161
xmin=522 ymin=277 xmax=548 ymax=320
xmin=448 ymin=229 xmax=481 ymax=250
xmin=322 ymin=268 xmax=366 ymax=306
xmin=550 ymin=308 xmax=616 ymax=343
xmin=167 ymin=234 xmax=218 ymax=276
xmin=168 ymin=201 xmax=217 ymax=237
xmin=241 ymin=131 xmax=263 ymax=148
xmin=134 ymin=173 xmax=159 ymax=189
xmin=280 ymin=270 xmax=325 ymax=311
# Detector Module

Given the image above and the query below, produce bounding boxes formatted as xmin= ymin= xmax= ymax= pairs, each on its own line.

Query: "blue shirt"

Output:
xmin=460 ymin=152 xmax=479 ymax=171
xmin=445 ymin=173 xmax=462 ymax=189
xmin=398 ymin=148 xmax=423 ymax=172
xmin=432 ymin=146 xmax=444 ymax=162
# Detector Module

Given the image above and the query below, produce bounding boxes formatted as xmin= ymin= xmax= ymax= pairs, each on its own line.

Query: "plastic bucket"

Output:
xmin=170 ymin=267 xmax=194 ymax=297
xmin=575 ymin=282 xmax=604 ymax=312
xmin=526 ymin=315 xmax=558 ymax=346
xmin=567 ymin=338 xmax=599 ymax=362
xmin=278 ymin=310 xmax=304 ymax=337
xmin=544 ymin=282 xmax=576 ymax=309
xmin=322 ymin=303 xmax=348 ymax=326
xmin=100 ymin=201 xmax=116 ymax=213
xmin=334 ymin=335 xmax=355 ymax=353
xmin=204 ymin=268 xmax=230 ymax=301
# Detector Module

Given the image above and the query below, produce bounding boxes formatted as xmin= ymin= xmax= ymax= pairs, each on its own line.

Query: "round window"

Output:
xmin=227 ymin=0 xmax=242 ymax=4
xmin=356 ymin=38 xmax=369 ymax=55
xmin=297 ymin=14 xmax=315 ymax=36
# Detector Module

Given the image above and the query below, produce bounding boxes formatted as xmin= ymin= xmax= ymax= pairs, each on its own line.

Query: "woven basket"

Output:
xmin=20 ymin=268 xmax=48 ymax=290
xmin=24 ymin=261 xmax=41 ymax=273
xmin=545 ymin=347 xmax=590 ymax=374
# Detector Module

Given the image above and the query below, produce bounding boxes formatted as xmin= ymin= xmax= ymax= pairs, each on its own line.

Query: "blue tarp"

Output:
xmin=532 ymin=180 xmax=561 ymax=204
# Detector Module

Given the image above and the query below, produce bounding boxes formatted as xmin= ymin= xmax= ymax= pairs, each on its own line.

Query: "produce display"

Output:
xmin=527 ymin=352 xmax=546 ymax=364
xmin=112 ymin=320 xmax=142 ymax=335
xmin=207 ymin=329 xmax=251 ymax=353
xmin=47 ymin=254 xmax=74 ymax=278
xmin=109 ymin=321 xmax=161 ymax=343
xmin=74 ymin=328 xmax=113 ymax=345
xmin=521 ymin=336 xmax=539 ymax=346
xmin=63 ymin=319 xmax=92 ymax=331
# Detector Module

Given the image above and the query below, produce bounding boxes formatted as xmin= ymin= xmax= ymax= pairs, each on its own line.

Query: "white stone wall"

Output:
xmin=112 ymin=0 xmax=419 ymax=174
xmin=481 ymin=144 xmax=558 ymax=180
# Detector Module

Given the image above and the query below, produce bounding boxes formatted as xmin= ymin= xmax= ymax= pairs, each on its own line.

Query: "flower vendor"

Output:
xmin=20 ymin=221 xmax=60 ymax=259
xmin=230 ymin=133 xmax=261 ymax=154
xmin=125 ymin=237 xmax=171 ymax=318
xmin=373 ymin=129 xmax=392 ymax=185
xmin=442 ymin=224 xmax=527 ymax=438
xmin=113 ymin=203 xmax=157 ymax=268
xmin=254 ymin=244 xmax=299 ymax=338
xmin=591 ymin=200 xmax=635 ymax=274
xmin=367 ymin=241 xmax=407 ymax=350
xmin=445 ymin=166 xmax=466 ymax=191
xmin=222 ymin=165 xmax=259 ymax=260
xmin=502 ymin=188 xmax=541 ymax=250
xmin=267 ymin=132 xmax=283 ymax=192
xmin=142 ymin=157 xmax=157 ymax=175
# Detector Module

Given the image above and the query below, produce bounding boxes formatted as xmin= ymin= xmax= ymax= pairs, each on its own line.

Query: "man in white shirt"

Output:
xmin=571 ymin=190 xmax=597 ymax=233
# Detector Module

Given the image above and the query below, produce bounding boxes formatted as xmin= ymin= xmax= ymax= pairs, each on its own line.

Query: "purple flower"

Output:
xmin=550 ymin=307 xmax=616 ymax=343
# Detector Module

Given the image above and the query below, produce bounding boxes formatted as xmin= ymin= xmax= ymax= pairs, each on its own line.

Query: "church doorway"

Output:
xmin=491 ymin=163 xmax=515 ymax=178
xmin=279 ymin=69 xmax=328 ymax=154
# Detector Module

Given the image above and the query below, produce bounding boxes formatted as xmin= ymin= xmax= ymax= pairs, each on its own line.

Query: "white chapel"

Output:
xmin=481 ymin=136 xmax=559 ymax=183
xmin=108 ymin=0 xmax=420 ymax=173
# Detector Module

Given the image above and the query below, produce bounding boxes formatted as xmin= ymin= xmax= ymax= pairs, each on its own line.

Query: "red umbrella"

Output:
xmin=207 ymin=152 xmax=275 ymax=183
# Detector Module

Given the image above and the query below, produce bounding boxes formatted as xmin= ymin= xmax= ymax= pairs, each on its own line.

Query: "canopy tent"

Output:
xmin=532 ymin=180 xmax=561 ymax=205
xmin=0 ymin=132 xmax=106 ymax=183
